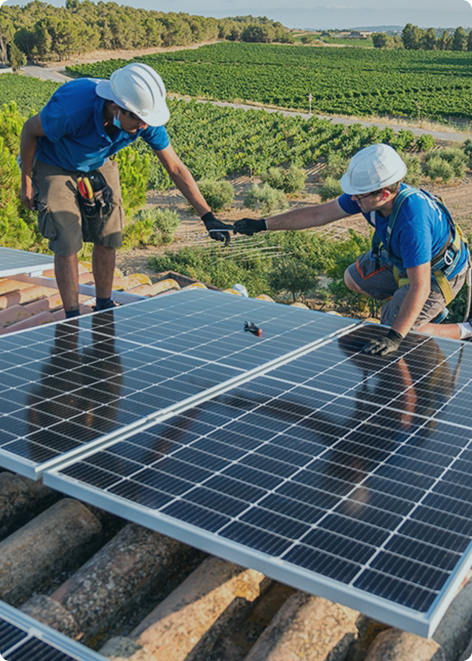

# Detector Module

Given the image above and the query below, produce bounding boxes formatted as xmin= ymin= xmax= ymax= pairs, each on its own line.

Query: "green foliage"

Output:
xmin=9 ymin=41 xmax=26 ymax=70
xmin=122 ymin=207 xmax=179 ymax=248
xmin=261 ymin=164 xmax=306 ymax=194
xmin=115 ymin=146 xmax=150 ymax=214
xmin=197 ymin=179 xmax=234 ymax=211
xmin=319 ymin=176 xmax=342 ymax=201
xmin=323 ymin=153 xmax=349 ymax=179
xmin=149 ymin=227 xmax=371 ymax=313
xmin=70 ymin=42 xmax=472 ymax=123
xmin=424 ymin=155 xmax=455 ymax=182
xmin=425 ymin=148 xmax=467 ymax=181
xmin=402 ymin=153 xmax=422 ymax=187
xmin=1 ymin=3 xmax=290 ymax=63
xmin=244 ymin=183 xmax=288 ymax=215
xmin=415 ymin=134 xmax=436 ymax=152
xmin=268 ymin=257 xmax=317 ymax=301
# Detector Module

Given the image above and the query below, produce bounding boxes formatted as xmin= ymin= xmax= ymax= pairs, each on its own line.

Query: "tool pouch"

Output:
xmin=77 ymin=170 xmax=113 ymax=242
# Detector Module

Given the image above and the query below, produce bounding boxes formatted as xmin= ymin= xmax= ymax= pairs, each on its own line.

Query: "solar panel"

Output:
xmin=44 ymin=325 xmax=472 ymax=637
xmin=0 ymin=247 xmax=54 ymax=277
xmin=0 ymin=289 xmax=355 ymax=478
xmin=0 ymin=600 xmax=105 ymax=660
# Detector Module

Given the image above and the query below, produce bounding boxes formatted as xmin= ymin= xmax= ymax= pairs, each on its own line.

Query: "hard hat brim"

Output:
xmin=96 ymin=80 xmax=170 ymax=127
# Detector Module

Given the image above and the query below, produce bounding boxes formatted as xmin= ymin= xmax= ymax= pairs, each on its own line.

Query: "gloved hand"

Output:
xmin=233 ymin=218 xmax=267 ymax=236
xmin=201 ymin=212 xmax=232 ymax=246
xmin=362 ymin=328 xmax=404 ymax=356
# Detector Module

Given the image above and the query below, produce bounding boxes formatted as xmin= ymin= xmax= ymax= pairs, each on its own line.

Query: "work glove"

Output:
xmin=233 ymin=218 xmax=267 ymax=236
xmin=201 ymin=212 xmax=232 ymax=246
xmin=362 ymin=328 xmax=404 ymax=357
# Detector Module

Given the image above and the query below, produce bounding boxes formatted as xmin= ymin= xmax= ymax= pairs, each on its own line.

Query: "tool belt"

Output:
xmin=76 ymin=170 xmax=113 ymax=242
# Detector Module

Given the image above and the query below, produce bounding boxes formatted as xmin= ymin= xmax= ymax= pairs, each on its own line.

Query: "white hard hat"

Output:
xmin=96 ymin=62 xmax=170 ymax=126
xmin=340 ymin=144 xmax=407 ymax=195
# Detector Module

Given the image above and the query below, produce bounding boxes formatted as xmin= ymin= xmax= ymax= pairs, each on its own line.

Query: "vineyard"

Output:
xmin=67 ymin=42 xmax=472 ymax=123
xmin=0 ymin=74 xmax=431 ymax=190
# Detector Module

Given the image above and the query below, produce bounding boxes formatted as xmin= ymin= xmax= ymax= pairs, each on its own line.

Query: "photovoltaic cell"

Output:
xmin=45 ymin=324 xmax=472 ymax=636
xmin=0 ymin=289 xmax=355 ymax=477
xmin=0 ymin=247 xmax=54 ymax=277
xmin=0 ymin=600 xmax=105 ymax=660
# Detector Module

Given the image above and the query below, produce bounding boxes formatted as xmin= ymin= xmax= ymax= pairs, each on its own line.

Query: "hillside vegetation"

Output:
xmin=68 ymin=42 xmax=472 ymax=124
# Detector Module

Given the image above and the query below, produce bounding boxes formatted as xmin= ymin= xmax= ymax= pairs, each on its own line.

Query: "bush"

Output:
xmin=424 ymin=149 xmax=466 ymax=182
xmin=268 ymin=258 xmax=317 ymax=302
xmin=424 ymin=155 xmax=454 ymax=182
xmin=115 ymin=146 xmax=150 ymax=214
xmin=402 ymin=153 xmax=422 ymax=187
xmin=319 ymin=176 xmax=342 ymax=201
xmin=415 ymin=134 xmax=435 ymax=152
xmin=261 ymin=164 xmax=306 ymax=194
xmin=244 ymin=183 xmax=288 ymax=215
xmin=323 ymin=153 xmax=349 ymax=179
xmin=389 ymin=129 xmax=416 ymax=152
xmin=438 ymin=147 xmax=467 ymax=178
xmin=122 ymin=208 xmax=180 ymax=248
xmin=197 ymin=179 xmax=234 ymax=211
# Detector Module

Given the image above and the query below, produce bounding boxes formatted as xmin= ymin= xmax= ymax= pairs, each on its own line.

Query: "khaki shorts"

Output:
xmin=33 ymin=159 xmax=125 ymax=256
xmin=347 ymin=251 xmax=468 ymax=328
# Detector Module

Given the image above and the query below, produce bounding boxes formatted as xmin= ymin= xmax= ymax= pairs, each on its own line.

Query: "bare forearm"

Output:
xmin=168 ymin=165 xmax=210 ymax=217
xmin=266 ymin=199 xmax=347 ymax=231
xmin=392 ymin=284 xmax=430 ymax=337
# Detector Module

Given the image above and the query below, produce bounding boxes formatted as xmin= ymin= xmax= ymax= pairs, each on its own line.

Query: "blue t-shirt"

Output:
xmin=36 ymin=78 xmax=170 ymax=172
xmin=338 ymin=184 xmax=467 ymax=278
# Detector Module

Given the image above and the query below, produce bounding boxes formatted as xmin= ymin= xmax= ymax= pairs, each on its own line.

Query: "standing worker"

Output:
xmin=20 ymin=62 xmax=231 ymax=317
xmin=234 ymin=144 xmax=472 ymax=355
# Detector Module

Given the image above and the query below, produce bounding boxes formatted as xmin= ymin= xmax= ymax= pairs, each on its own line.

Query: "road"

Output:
xmin=8 ymin=64 xmax=472 ymax=143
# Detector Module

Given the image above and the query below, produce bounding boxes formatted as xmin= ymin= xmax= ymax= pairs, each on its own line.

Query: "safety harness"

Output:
xmin=369 ymin=185 xmax=467 ymax=305
xmin=76 ymin=171 xmax=113 ymax=243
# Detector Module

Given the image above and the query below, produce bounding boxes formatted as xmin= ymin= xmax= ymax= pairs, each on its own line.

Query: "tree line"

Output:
xmin=373 ymin=24 xmax=472 ymax=50
xmin=0 ymin=1 xmax=293 ymax=66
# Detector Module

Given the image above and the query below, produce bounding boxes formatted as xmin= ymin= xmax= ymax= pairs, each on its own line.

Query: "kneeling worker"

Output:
xmin=20 ymin=62 xmax=228 ymax=317
xmin=234 ymin=144 xmax=471 ymax=355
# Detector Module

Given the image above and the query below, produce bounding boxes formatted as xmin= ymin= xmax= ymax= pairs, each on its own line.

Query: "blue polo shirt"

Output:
xmin=337 ymin=184 xmax=468 ymax=278
xmin=36 ymin=78 xmax=170 ymax=172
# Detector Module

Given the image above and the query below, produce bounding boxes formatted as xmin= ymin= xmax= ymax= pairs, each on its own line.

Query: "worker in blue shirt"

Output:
xmin=234 ymin=144 xmax=471 ymax=355
xmin=20 ymin=62 xmax=229 ymax=317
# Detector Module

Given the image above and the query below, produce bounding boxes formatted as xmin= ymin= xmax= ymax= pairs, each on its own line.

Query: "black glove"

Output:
xmin=201 ymin=212 xmax=232 ymax=246
xmin=362 ymin=328 xmax=404 ymax=357
xmin=233 ymin=218 xmax=267 ymax=236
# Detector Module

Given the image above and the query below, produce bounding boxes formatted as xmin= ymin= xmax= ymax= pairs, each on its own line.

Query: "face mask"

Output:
xmin=113 ymin=113 xmax=122 ymax=130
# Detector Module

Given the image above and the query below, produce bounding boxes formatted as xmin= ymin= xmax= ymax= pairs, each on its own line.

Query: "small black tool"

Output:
xmin=244 ymin=321 xmax=262 ymax=337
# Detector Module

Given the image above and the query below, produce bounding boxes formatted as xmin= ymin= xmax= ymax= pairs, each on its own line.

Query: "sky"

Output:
xmin=3 ymin=0 xmax=472 ymax=28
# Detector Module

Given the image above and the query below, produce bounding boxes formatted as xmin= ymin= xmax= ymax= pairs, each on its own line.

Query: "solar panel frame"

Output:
xmin=0 ymin=600 xmax=105 ymax=660
xmin=0 ymin=247 xmax=54 ymax=277
xmin=44 ymin=326 xmax=472 ymax=637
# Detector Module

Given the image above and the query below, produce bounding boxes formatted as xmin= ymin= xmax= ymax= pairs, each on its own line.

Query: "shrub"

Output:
xmin=323 ymin=153 xmax=349 ymax=179
xmin=261 ymin=164 xmax=306 ymax=194
xmin=402 ymin=153 xmax=422 ymax=187
xmin=197 ymin=179 xmax=234 ymax=211
xmin=115 ymin=146 xmax=150 ymax=214
xmin=424 ymin=155 xmax=454 ymax=182
xmin=415 ymin=134 xmax=435 ymax=152
xmin=244 ymin=183 xmax=288 ymax=215
xmin=122 ymin=208 xmax=180 ymax=248
xmin=438 ymin=147 xmax=467 ymax=178
xmin=268 ymin=258 xmax=317 ymax=302
xmin=389 ymin=129 xmax=416 ymax=152
xmin=319 ymin=176 xmax=342 ymax=201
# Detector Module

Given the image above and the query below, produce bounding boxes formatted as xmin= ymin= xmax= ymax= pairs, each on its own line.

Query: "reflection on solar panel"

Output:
xmin=45 ymin=324 xmax=472 ymax=637
xmin=0 ymin=247 xmax=54 ymax=277
xmin=0 ymin=600 xmax=105 ymax=660
xmin=0 ymin=289 xmax=354 ymax=477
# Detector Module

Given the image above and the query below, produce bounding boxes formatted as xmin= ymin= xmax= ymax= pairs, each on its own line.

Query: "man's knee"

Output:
xmin=344 ymin=267 xmax=368 ymax=295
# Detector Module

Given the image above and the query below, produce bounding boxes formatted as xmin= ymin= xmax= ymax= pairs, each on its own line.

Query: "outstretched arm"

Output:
xmin=266 ymin=199 xmax=349 ymax=230
xmin=234 ymin=199 xmax=350 ymax=235
xmin=155 ymin=144 xmax=210 ymax=217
